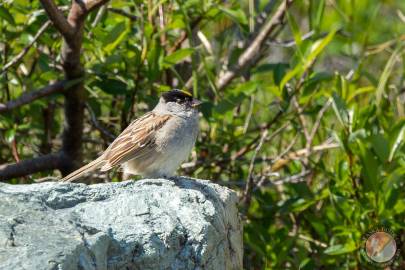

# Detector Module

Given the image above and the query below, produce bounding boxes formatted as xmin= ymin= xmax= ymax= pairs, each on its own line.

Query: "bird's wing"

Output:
xmin=100 ymin=112 xmax=171 ymax=170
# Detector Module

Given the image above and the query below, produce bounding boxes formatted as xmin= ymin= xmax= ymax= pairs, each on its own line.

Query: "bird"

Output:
xmin=61 ymin=89 xmax=201 ymax=182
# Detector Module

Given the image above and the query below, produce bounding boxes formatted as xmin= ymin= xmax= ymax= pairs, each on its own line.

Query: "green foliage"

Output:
xmin=1 ymin=0 xmax=405 ymax=269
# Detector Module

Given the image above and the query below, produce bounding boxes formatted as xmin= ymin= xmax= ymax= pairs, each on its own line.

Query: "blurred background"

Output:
xmin=0 ymin=0 xmax=404 ymax=269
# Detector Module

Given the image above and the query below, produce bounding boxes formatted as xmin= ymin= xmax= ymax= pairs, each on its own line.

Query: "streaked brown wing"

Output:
xmin=100 ymin=112 xmax=171 ymax=170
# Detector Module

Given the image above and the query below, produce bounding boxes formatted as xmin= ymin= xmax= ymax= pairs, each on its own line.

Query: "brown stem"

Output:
xmin=40 ymin=101 xmax=55 ymax=154
xmin=0 ymin=153 xmax=69 ymax=181
xmin=39 ymin=0 xmax=75 ymax=38
xmin=217 ymin=0 xmax=294 ymax=90
xmin=0 ymin=81 xmax=68 ymax=113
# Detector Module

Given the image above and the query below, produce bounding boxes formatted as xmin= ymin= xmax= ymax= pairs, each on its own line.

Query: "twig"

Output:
xmin=366 ymin=34 xmax=405 ymax=56
xmin=257 ymin=0 xmax=277 ymax=25
xmin=84 ymin=0 xmax=111 ymax=12
xmin=275 ymin=134 xmax=299 ymax=161
xmin=3 ymin=44 xmax=10 ymax=101
xmin=40 ymin=101 xmax=56 ymax=154
xmin=267 ymin=30 xmax=316 ymax=47
xmin=0 ymin=81 xmax=66 ymax=113
xmin=292 ymin=95 xmax=311 ymax=140
xmin=288 ymin=232 xmax=328 ymax=248
xmin=306 ymin=99 xmax=332 ymax=151
xmin=197 ymin=30 xmax=213 ymax=55
xmin=33 ymin=176 xmax=60 ymax=182
xmin=271 ymin=141 xmax=339 ymax=171
xmin=257 ymin=170 xmax=311 ymax=187
xmin=158 ymin=4 xmax=166 ymax=46
xmin=0 ymin=152 xmax=68 ymax=181
xmin=1 ymin=21 xmax=52 ymax=74
xmin=243 ymin=95 xmax=255 ymax=134
xmin=241 ymin=129 xmax=269 ymax=208
xmin=91 ymin=4 xmax=107 ymax=28
xmin=86 ymin=103 xmax=116 ymax=142
xmin=183 ymin=123 xmax=289 ymax=170
xmin=107 ymin=7 xmax=137 ymax=21
xmin=39 ymin=0 xmax=74 ymax=38
xmin=167 ymin=16 xmax=203 ymax=54
xmin=11 ymin=139 xmax=21 ymax=163
xmin=231 ymin=111 xmax=282 ymax=161
xmin=217 ymin=140 xmax=339 ymax=188
xmin=217 ymin=0 xmax=294 ymax=90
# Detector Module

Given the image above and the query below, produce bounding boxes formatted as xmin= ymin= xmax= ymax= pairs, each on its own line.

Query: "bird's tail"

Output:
xmin=61 ymin=158 xmax=105 ymax=182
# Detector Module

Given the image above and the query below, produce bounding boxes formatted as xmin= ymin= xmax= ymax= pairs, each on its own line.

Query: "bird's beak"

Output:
xmin=191 ymin=98 xmax=202 ymax=108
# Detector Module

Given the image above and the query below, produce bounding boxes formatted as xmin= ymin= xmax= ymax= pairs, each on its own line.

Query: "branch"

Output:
xmin=85 ymin=0 xmax=110 ymax=12
xmin=0 ymin=153 xmax=70 ymax=181
xmin=0 ymin=81 xmax=63 ymax=113
xmin=86 ymin=103 xmax=116 ymax=142
xmin=1 ymin=21 xmax=52 ymax=74
xmin=168 ymin=16 xmax=203 ymax=54
xmin=107 ymin=7 xmax=137 ymax=21
xmin=217 ymin=0 xmax=294 ymax=90
xmin=261 ymin=170 xmax=311 ymax=187
xmin=292 ymin=96 xmax=311 ymax=141
xmin=0 ymin=79 xmax=82 ymax=113
xmin=306 ymin=99 xmax=332 ymax=151
xmin=241 ymin=129 xmax=269 ymax=209
xmin=271 ymin=141 xmax=339 ymax=171
xmin=39 ymin=0 xmax=74 ymax=38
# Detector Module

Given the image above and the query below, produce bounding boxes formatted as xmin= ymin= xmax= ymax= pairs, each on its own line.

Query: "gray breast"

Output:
xmin=155 ymin=113 xmax=199 ymax=152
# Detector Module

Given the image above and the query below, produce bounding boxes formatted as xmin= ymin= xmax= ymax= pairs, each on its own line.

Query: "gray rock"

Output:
xmin=0 ymin=178 xmax=243 ymax=270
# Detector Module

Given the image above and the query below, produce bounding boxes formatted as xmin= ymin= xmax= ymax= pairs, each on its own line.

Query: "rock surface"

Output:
xmin=0 ymin=177 xmax=242 ymax=270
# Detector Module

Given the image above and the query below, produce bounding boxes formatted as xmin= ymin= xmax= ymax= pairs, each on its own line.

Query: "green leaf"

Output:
xmin=280 ymin=28 xmax=337 ymax=90
xmin=291 ymin=198 xmax=317 ymax=212
xmin=324 ymin=242 xmax=357 ymax=255
xmin=219 ymin=7 xmax=248 ymax=26
xmin=358 ymin=141 xmax=379 ymax=192
xmin=214 ymin=93 xmax=245 ymax=116
xmin=103 ymin=22 xmax=126 ymax=46
xmin=308 ymin=218 xmax=327 ymax=238
xmin=313 ymin=0 xmax=325 ymax=30
xmin=331 ymin=92 xmax=349 ymax=129
xmin=287 ymin=11 xmax=302 ymax=48
xmin=302 ymin=72 xmax=333 ymax=97
xmin=147 ymin=39 xmax=163 ymax=81
xmin=274 ymin=63 xmax=289 ymax=86
xmin=385 ymin=187 xmax=399 ymax=210
xmin=104 ymin=23 xmax=129 ymax=53
xmin=347 ymin=86 xmax=375 ymax=102
xmin=93 ymin=78 xmax=127 ymax=95
xmin=376 ymin=44 xmax=403 ymax=106
xmin=299 ymin=258 xmax=315 ymax=270
xmin=5 ymin=129 xmax=15 ymax=143
xmin=304 ymin=28 xmax=336 ymax=67
xmin=0 ymin=6 xmax=15 ymax=25
xmin=233 ymin=81 xmax=257 ymax=95
xmin=394 ymin=200 xmax=405 ymax=214
xmin=305 ymin=72 xmax=333 ymax=87
xmin=162 ymin=48 xmax=194 ymax=68
xmin=388 ymin=119 xmax=405 ymax=162
xmin=371 ymin=133 xmax=389 ymax=163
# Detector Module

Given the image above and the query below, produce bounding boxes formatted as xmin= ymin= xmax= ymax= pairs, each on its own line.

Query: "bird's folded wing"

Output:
xmin=100 ymin=112 xmax=171 ymax=170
